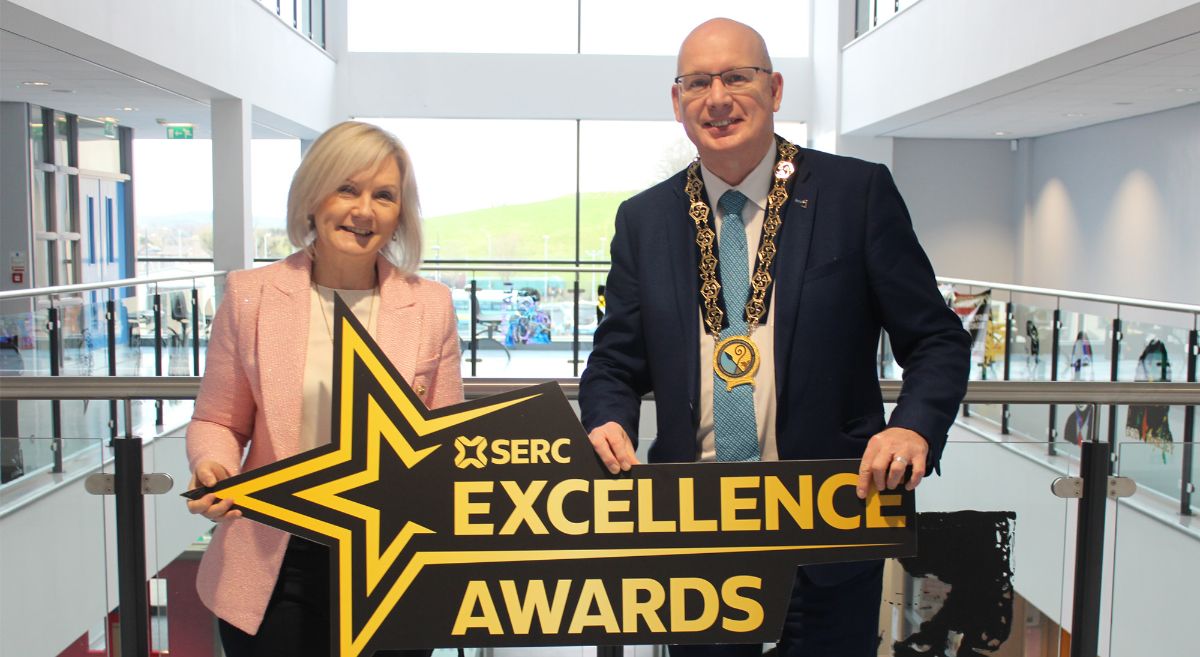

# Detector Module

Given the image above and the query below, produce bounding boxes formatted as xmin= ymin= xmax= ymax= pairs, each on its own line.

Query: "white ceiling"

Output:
xmin=879 ymin=30 xmax=1200 ymax=139
xmin=0 ymin=29 xmax=297 ymax=139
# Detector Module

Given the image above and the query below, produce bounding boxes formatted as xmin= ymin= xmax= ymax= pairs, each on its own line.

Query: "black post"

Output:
xmin=192 ymin=287 xmax=200 ymax=376
xmin=468 ymin=280 xmax=479 ymax=377
xmin=47 ymin=306 xmax=63 ymax=473
xmin=572 ymin=280 xmax=582 ymax=377
xmin=596 ymin=647 xmax=622 ymax=657
xmin=113 ymin=425 xmax=151 ymax=657
xmin=107 ymin=299 xmax=118 ymax=440
xmin=1048 ymin=309 xmax=1061 ymax=456
xmin=1182 ymin=328 xmax=1197 ymax=515
xmin=1069 ymin=406 xmax=1109 ymax=657
xmin=1002 ymin=302 xmax=1013 ymax=434
xmin=153 ymin=293 xmax=163 ymax=426
xmin=1107 ymin=317 xmax=1122 ymax=474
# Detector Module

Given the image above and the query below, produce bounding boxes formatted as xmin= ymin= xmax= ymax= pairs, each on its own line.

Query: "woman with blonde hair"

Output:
xmin=186 ymin=121 xmax=459 ymax=656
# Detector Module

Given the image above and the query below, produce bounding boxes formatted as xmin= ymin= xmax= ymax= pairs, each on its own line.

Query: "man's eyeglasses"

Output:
xmin=674 ymin=67 xmax=771 ymax=97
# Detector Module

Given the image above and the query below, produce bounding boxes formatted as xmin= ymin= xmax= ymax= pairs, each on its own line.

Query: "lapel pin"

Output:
xmin=799 ymin=199 xmax=809 ymax=208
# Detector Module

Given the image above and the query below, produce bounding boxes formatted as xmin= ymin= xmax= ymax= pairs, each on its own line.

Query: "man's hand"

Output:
xmin=588 ymin=421 xmax=640 ymax=474
xmin=186 ymin=460 xmax=242 ymax=522
xmin=855 ymin=427 xmax=929 ymax=499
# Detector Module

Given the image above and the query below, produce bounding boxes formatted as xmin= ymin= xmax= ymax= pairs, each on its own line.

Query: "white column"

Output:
xmin=211 ymin=98 xmax=254 ymax=273
xmin=809 ymin=0 xmax=894 ymax=166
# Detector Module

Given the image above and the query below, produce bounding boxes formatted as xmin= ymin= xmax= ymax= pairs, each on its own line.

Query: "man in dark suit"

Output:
xmin=578 ymin=18 xmax=971 ymax=657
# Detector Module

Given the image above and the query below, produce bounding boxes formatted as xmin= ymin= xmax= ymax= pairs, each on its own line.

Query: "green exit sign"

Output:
xmin=166 ymin=125 xmax=194 ymax=139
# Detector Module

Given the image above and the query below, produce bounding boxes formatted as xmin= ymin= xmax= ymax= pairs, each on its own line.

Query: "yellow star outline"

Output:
xmin=213 ymin=312 xmax=538 ymax=657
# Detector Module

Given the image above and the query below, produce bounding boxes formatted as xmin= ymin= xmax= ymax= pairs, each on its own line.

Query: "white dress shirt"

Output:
xmin=695 ymin=146 xmax=780 ymax=461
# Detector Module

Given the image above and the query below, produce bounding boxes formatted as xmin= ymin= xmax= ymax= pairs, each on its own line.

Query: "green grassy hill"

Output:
xmin=422 ymin=191 xmax=635 ymax=262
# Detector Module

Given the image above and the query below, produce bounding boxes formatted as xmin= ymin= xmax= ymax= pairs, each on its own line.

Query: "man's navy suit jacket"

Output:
xmin=580 ymin=147 xmax=971 ymax=583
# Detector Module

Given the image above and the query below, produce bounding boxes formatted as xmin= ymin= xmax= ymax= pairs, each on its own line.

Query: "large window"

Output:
xmin=349 ymin=0 xmax=577 ymax=53
xmin=132 ymin=138 xmax=301 ymax=274
xmin=579 ymin=1 xmax=809 ymax=56
xmin=349 ymin=0 xmax=809 ymax=56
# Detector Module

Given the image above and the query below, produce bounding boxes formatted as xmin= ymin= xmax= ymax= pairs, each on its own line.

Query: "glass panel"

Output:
xmin=58 ymin=172 xmax=80 ymax=286
xmin=29 ymin=104 xmax=46 ymax=163
xmin=155 ymin=282 xmax=197 ymax=378
xmin=1052 ymin=302 xmax=1117 ymax=459
xmin=1109 ymin=438 xmax=1198 ymax=656
xmin=77 ymin=116 xmax=122 ymax=173
xmin=581 ymin=0 xmax=811 ymax=56
xmin=881 ymin=439 xmax=1072 ymax=657
xmin=454 ymin=271 xmax=579 ymax=378
xmin=144 ymin=433 xmax=218 ymax=656
xmin=0 ymin=436 xmax=113 ymax=656
xmin=1114 ymin=402 xmax=1188 ymax=503
xmin=113 ymin=284 xmax=151 ymax=376
xmin=1007 ymin=293 xmax=1058 ymax=444
xmin=311 ymin=0 xmax=325 ymax=47
xmin=349 ymin=0 xmax=578 ymax=53
xmin=53 ymin=111 xmax=71 ymax=165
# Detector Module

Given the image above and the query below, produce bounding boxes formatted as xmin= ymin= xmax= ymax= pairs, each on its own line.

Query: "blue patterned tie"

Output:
xmin=713 ymin=190 xmax=760 ymax=462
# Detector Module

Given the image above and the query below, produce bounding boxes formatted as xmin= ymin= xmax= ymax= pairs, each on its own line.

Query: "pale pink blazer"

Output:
xmin=186 ymin=251 xmax=463 ymax=634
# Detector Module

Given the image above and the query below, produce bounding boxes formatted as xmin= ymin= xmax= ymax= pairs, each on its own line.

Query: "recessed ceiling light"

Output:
xmin=50 ymin=88 xmax=75 ymax=94
xmin=21 ymin=81 xmax=50 ymax=87
xmin=1063 ymin=112 xmax=1087 ymax=118
xmin=119 ymin=106 xmax=138 ymax=112
xmin=155 ymin=119 xmax=195 ymax=128
xmin=1113 ymin=101 xmax=1133 ymax=106
xmin=1173 ymin=87 xmax=1196 ymax=93
xmin=993 ymin=131 xmax=1009 ymax=136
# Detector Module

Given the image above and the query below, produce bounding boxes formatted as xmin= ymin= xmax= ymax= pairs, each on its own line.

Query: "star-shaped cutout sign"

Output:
xmin=187 ymin=297 xmax=917 ymax=655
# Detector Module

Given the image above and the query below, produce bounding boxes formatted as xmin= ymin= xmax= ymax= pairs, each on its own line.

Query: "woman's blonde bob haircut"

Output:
xmin=286 ymin=121 xmax=422 ymax=275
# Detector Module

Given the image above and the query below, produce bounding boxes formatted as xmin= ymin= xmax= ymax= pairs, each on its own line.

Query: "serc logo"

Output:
xmin=453 ymin=436 xmax=572 ymax=469
xmin=454 ymin=436 xmax=488 ymax=469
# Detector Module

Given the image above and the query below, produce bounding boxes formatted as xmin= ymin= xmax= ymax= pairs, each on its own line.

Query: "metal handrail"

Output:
xmin=937 ymin=276 xmax=1200 ymax=315
xmin=3 ymin=265 xmax=1196 ymax=315
xmin=0 ymin=270 xmax=228 ymax=301
xmin=2 ymin=377 xmax=1199 ymax=405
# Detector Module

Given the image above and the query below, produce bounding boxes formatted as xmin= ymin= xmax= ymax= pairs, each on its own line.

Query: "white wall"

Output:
xmin=3 ymin=0 xmax=336 ymax=135
xmin=337 ymin=52 xmax=812 ymax=122
xmin=841 ymin=0 xmax=1200 ymax=135
xmin=892 ymin=138 xmax=1017 ymax=281
xmin=1017 ymin=102 xmax=1200 ymax=304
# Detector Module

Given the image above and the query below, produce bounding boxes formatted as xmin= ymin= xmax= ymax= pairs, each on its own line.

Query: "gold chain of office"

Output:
xmin=686 ymin=136 xmax=798 ymax=340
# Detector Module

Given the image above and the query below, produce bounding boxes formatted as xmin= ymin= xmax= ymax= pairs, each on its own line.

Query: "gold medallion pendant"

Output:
xmin=714 ymin=335 xmax=759 ymax=391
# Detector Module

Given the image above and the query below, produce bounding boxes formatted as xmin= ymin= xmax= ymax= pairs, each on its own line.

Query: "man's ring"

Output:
xmin=893 ymin=455 xmax=907 ymax=464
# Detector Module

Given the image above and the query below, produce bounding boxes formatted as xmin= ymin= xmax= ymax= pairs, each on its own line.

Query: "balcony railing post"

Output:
xmin=192 ymin=287 xmax=200 ymax=376
xmin=1002 ymin=300 xmax=1013 ymax=434
xmin=47 ymin=305 xmax=63 ymax=473
xmin=468 ymin=280 xmax=479 ymax=377
xmin=1069 ymin=403 xmax=1109 ymax=657
xmin=113 ymin=399 xmax=151 ymax=657
xmin=1048 ymin=308 xmax=1062 ymax=456
xmin=1182 ymin=328 xmax=1198 ymax=515
xmin=153 ymin=292 xmax=163 ymax=426
xmin=572 ymin=279 xmax=581 ymax=377
xmin=1107 ymin=317 xmax=1122 ymax=474
xmin=106 ymin=298 xmax=118 ymax=440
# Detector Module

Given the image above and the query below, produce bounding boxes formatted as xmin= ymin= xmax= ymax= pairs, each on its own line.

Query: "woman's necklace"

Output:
xmin=315 ymin=284 xmax=378 ymax=339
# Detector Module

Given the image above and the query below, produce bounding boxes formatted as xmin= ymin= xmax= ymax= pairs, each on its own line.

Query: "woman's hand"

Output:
xmin=186 ymin=460 xmax=242 ymax=522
